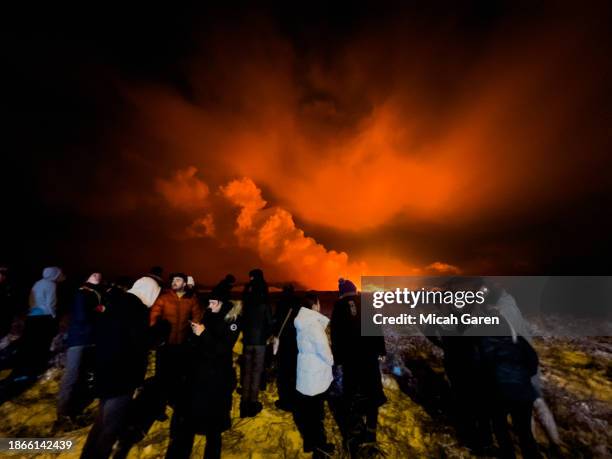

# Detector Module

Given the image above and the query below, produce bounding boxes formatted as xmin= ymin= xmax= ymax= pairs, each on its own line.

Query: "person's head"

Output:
xmin=150 ymin=266 xmax=163 ymax=278
xmin=170 ymin=273 xmax=188 ymax=292
xmin=0 ymin=267 xmax=7 ymax=284
xmin=248 ymin=268 xmax=264 ymax=282
xmin=224 ymin=274 xmax=236 ymax=285
xmin=43 ymin=266 xmax=64 ymax=283
xmin=208 ymin=296 xmax=223 ymax=313
xmin=128 ymin=276 xmax=161 ymax=307
xmin=282 ymin=283 xmax=295 ymax=295
xmin=304 ymin=292 xmax=321 ymax=312
xmin=86 ymin=272 xmax=102 ymax=285
xmin=338 ymin=278 xmax=357 ymax=298
xmin=186 ymin=276 xmax=195 ymax=290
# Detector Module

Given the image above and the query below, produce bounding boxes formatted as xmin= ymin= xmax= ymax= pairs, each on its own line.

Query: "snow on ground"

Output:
xmin=0 ymin=324 xmax=610 ymax=457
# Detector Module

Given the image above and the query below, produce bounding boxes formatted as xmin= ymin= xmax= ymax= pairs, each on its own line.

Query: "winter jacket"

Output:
xmin=174 ymin=301 xmax=241 ymax=434
xmin=295 ymin=307 xmax=334 ymax=396
xmin=242 ymin=279 xmax=272 ymax=346
xmin=66 ymin=283 xmax=103 ymax=347
xmin=331 ymin=294 xmax=387 ymax=409
xmin=28 ymin=267 xmax=63 ymax=318
xmin=93 ymin=283 xmax=154 ymax=399
xmin=478 ymin=317 xmax=539 ymax=404
xmin=149 ymin=291 xmax=202 ymax=345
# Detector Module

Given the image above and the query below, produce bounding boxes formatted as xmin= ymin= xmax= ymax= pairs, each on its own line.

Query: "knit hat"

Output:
xmin=170 ymin=272 xmax=188 ymax=283
xmin=338 ymin=278 xmax=357 ymax=298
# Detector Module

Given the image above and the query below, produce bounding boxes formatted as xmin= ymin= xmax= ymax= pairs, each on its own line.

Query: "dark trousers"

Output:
xmin=492 ymin=400 xmax=540 ymax=459
xmin=80 ymin=394 xmax=132 ymax=459
xmin=166 ymin=413 xmax=222 ymax=459
xmin=276 ymin=351 xmax=297 ymax=407
xmin=156 ymin=344 xmax=187 ymax=407
xmin=57 ymin=345 xmax=94 ymax=418
xmin=242 ymin=345 xmax=265 ymax=402
xmin=293 ymin=391 xmax=327 ymax=450
xmin=14 ymin=315 xmax=57 ymax=377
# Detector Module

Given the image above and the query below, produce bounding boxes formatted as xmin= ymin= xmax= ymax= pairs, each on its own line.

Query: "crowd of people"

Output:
xmin=0 ymin=265 xmax=561 ymax=458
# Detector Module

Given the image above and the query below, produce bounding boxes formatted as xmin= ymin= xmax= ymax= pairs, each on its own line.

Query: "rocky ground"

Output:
xmin=0 ymin=296 xmax=609 ymax=458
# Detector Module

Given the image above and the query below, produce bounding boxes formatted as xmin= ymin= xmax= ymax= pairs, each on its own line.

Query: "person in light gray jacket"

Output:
xmin=13 ymin=267 xmax=64 ymax=379
xmin=293 ymin=293 xmax=335 ymax=457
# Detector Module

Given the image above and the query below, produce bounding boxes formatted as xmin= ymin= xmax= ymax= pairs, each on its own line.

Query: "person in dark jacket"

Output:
xmin=0 ymin=267 xmax=15 ymax=340
xmin=478 ymin=313 xmax=541 ymax=459
xmin=330 ymin=278 xmax=386 ymax=456
xmin=240 ymin=268 xmax=272 ymax=417
xmin=273 ymin=283 xmax=300 ymax=412
xmin=165 ymin=293 xmax=241 ymax=459
xmin=80 ymin=277 xmax=159 ymax=459
xmin=56 ymin=273 xmax=103 ymax=422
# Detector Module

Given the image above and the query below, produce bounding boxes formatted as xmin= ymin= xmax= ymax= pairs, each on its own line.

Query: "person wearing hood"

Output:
xmin=57 ymin=272 xmax=104 ymax=423
xmin=330 ymin=278 xmax=386 ymax=456
xmin=273 ymin=283 xmax=300 ymax=412
xmin=240 ymin=268 xmax=272 ymax=417
xmin=80 ymin=277 xmax=160 ymax=459
xmin=165 ymin=293 xmax=241 ymax=459
xmin=13 ymin=266 xmax=65 ymax=379
xmin=293 ymin=292 xmax=335 ymax=457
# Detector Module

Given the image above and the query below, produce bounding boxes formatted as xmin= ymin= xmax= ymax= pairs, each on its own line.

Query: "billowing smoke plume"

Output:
xmin=157 ymin=168 xmax=459 ymax=289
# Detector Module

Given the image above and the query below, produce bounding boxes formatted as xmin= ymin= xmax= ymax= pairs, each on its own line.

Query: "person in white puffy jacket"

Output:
xmin=293 ymin=293 xmax=335 ymax=457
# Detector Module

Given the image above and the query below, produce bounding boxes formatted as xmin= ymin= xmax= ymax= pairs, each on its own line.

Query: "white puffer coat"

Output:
xmin=295 ymin=306 xmax=334 ymax=396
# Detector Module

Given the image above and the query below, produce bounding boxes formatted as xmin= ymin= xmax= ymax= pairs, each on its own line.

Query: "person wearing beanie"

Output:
xmin=57 ymin=272 xmax=104 ymax=424
xmin=293 ymin=292 xmax=335 ymax=457
xmin=81 ymin=276 xmax=159 ymax=459
xmin=338 ymin=278 xmax=358 ymax=299
xmin=330 ymin=278 xmax=386 ymax=456
xmin=165 ymin=293 xmax=240 ymax=459
xmin=240 ymin=268 xmax=272 ymax=417
xmin=211 ymin=274 xmax=236 ymax=305
xmin=149 ymin=273 xmax=203 ymax=416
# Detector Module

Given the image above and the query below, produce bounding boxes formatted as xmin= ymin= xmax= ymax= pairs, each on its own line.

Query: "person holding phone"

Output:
xmin=165 ymin=293 xmax=240 ymax=459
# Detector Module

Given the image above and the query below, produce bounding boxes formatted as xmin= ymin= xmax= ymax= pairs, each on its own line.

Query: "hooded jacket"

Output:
xmin=295 ymin=307 xmax=334 ymax=396
xmin=93 ymin=277 xmax=158 ymax=399
xmin=128 ymin=277 xmax=161 ymax=308
xmin=29 ymin=267 xmax=63 ymax=317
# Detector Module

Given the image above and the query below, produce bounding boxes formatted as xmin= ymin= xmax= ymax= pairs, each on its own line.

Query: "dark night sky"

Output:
xmin=3 ymin=2 xmax=612 ymax=287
